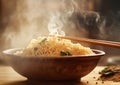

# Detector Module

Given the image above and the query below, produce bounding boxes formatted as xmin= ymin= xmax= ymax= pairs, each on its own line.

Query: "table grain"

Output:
xmin=0 ymin=65 xmax=120 ymax=85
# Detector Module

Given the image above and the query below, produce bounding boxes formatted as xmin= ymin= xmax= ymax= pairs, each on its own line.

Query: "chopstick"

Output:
xmin=59 ymin=36 xmax=120 ymax=48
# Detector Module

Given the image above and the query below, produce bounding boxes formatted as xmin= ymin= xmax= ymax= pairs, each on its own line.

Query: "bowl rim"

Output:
xmin=2 ymin=48 xmax=105 ymax=59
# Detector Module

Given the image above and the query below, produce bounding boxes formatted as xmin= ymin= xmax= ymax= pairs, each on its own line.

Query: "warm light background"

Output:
xmin=0 ymin=0 xmax=120 ymax=65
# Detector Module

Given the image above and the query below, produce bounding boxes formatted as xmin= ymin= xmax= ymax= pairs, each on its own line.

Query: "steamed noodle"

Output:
xmin=15 ymin=36 xmax=94 ymax=56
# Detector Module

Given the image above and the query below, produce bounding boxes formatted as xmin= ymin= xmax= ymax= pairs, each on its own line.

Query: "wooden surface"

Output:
xmin=0 ymin=65 xmax=120 ymax=85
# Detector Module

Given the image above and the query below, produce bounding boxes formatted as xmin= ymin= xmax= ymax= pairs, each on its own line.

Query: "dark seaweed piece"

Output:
xmin=102 ymin=71 xmax=115 ymax=77
xmin=99 ymin=67 xmax=115 ymax=77
xmin=33 ymin=47 xmax=38 ymax=51
xmin=99 ymin=67 xmax=111 ymax=74
xmin=60 ymin=51 xmax=72 ymax=56
xmin=39 ymin=38 xmax=47 ymax=44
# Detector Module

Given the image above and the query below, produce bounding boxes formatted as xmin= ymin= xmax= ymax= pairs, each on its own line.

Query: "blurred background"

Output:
xmin=0 ymin=0 xmax=120 ymax=65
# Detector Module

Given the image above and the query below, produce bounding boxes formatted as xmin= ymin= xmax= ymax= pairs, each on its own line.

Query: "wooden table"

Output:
xmin=0 ymin=65 xmax=120 ymax=85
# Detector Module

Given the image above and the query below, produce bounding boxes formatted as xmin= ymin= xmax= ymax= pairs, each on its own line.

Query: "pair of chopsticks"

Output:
xmin=59 ymin=36 xmax=120 ymax=48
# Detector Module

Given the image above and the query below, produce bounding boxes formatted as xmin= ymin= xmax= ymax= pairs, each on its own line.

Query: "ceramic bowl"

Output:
xmin=1 ymin=48 xmax=105 ymax=80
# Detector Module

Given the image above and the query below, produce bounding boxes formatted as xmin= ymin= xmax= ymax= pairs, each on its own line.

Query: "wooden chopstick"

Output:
xmin=59 ymin=36 xmax=120 ymax=48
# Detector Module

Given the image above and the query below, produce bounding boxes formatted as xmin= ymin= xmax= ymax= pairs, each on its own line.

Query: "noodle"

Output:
xmin=15 ymin=36 xmax=94 ymax=56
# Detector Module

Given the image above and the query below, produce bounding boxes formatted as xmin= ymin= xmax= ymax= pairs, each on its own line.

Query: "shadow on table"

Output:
xmin=3 ymin=80 xmax=87 ymax=85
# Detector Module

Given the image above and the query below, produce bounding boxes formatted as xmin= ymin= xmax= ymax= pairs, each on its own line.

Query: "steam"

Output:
xmin=48 ymin=0 xmax=75 ymax=36
xmin=1 ymin=0 xmax=105 ymax=50
xmin=48 ymin=12 xmax=65 ymax=36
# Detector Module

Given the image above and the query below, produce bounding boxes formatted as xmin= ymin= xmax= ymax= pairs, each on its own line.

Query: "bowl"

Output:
xmin=1 ymin=48 xmax=105 ymax=80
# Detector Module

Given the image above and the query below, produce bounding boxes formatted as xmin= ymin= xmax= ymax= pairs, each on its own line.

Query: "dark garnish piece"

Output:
xmin=60 ymin=51 xmax=72 ymax=56
xmin=102 ymin=71 xmax=115 ymax=77
xmin=33 ymin=47 xmax=38 ymax=51
xmin=99 ymin=65 xmax=120 ymax=82
xmin=99 ymin=67 xmax=111 ymax=74
xmin=99 ymin=67 xmax=115 ymax=77
xmin=39 ymin=38 xmax=47 ymax=44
